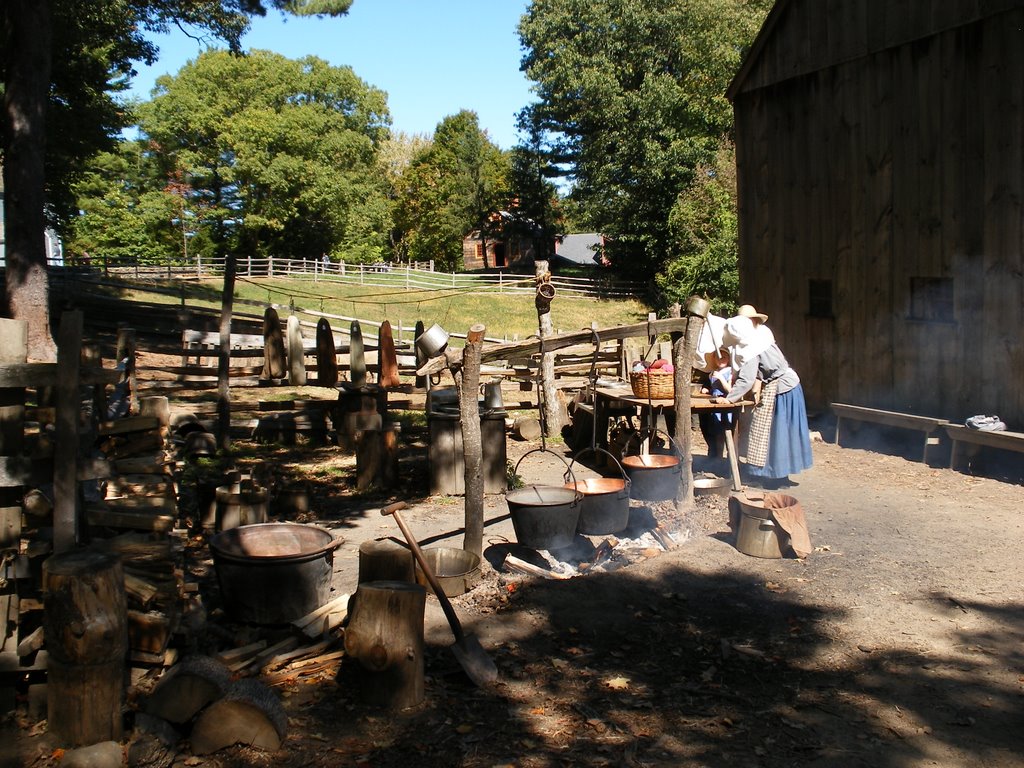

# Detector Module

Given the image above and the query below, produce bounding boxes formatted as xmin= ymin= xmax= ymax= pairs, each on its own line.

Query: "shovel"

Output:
xmin=381 ymin=502 xmax=498 ymax=687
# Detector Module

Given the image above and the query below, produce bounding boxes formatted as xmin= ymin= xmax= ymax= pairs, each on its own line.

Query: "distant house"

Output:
xmin=728 ymin=0 xmax=1024 ymax=427
xmin=553 ymin=233 xmax=607 ymax=269
xmin=462 ymin=210 xmax=543 ymax=271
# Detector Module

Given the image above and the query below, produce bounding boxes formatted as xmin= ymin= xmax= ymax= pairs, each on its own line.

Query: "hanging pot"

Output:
xmin=686 ymin=295 xmax=711 ymax=318
xmin=621 ymin=429 xmax=682 ymax=502
xmin=563 ymin=447 xmax=631 ymax=535
xmin=416 ymin=323 xmax=449 ymax=358
xmin=505 ymin=449 xmax=582 ymax=550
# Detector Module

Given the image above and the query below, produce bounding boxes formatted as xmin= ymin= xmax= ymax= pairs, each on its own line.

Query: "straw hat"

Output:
xmin=737 ymin=304 xmax=768 ymax=323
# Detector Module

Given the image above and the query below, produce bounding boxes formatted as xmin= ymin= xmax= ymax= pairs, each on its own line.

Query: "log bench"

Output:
xmin=831 ymin=403 xmax=950 ymax=463
xmin=944 ymin=424 xmax=1024 ymax=471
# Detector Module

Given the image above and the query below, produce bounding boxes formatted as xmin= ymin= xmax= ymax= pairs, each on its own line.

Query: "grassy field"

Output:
xmin=125 ymin=275 xmax=654 ymax=342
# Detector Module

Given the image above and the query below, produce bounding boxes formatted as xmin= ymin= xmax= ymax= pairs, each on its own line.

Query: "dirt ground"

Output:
xmin=7 ymin=390 xmax=1024 ymax=768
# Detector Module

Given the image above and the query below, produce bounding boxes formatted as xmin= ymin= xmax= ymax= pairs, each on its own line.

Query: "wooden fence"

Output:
xmin=55 ymin=256 xmax=648 ymax=300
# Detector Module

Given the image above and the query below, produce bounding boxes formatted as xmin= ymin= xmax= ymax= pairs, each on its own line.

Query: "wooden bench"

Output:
xmin=831 ymin=403 xmax=950 ymax=463
xmin=944 ymin=424 xmax=1024 ymax=471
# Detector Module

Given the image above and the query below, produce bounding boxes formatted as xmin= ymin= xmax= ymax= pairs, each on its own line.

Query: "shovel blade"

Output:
xmin=451 ymin=633 xmax=498 ymax=686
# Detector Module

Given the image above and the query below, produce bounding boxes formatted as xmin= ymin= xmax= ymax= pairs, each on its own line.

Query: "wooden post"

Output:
xmin=673 ymin=310 xmax=704 ymax=511
xmin=44 ymin=549 xmax=128 ymax=745
xmin=217 ymin=254 xmax=237 ymax=450
xmin=54 ymin=311 xmax=82 ymax=553
xmin=286 ymin=314 xmax=307 ymax=386
xmin=343 ymin=581 xmax=426 ymax=710
xmin=349 ymin=321 xmax=367 ymax=388
xmin=262 ymin=307 xmax=287 ymax=380
xmin=534 ymin=260 xmax=562 ymax=436
xmin=315 ymin=318 xmax=339 ymax=387
xmin=460 ymin=324 xmax=485 ymax=557
xmin=413 ymin=320 xmax=427 ymax=391
xmin=0 ymin=319 xmax=27 ymax=654
xmin=358 ymin=540 xmax=415 ymax=584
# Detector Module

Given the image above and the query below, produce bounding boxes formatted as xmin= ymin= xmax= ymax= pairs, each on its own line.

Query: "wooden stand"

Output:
xmin=261 ymin=307 xmax=287 ymax=380
xmin=286 ymin=314 xmax=307 ymax=386
xmin=43 ymin=549 xmax=128 ymax=746
xmin=358 ymin=539 xmax=415 ymax=584
xmin=315 ymin=318 xmax=339 ymax=387
xmin=343 ymin=581 xmax=426 ymax=710
xmin=355 ymin=423 xmax=400 ymax=490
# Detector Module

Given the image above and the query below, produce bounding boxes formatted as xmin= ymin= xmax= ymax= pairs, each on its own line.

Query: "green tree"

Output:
xmin=517 ymin=0 xmax=769 ymax=281
xmin=1 ymin=0 xmax=352 ymax=360
xmin=137 ymin=49 xmax=392 ymax=263
xmin=658 ymin=137 xmax=739 ymax=314
xmin=394 ymin=111 xmax=510 ymax=271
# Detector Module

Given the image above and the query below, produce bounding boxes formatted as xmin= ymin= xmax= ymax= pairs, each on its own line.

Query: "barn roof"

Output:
xmin=727 ymin=0 xmax=1024 ymax=101
xmin=553 ymin=233 xmax=604 ymax=266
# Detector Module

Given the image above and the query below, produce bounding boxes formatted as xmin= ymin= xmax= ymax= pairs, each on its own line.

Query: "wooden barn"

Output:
xmin=461 ymin=210 xmax=542 ymax=271
xmin=728 ymin=0 xmax=1024 ymax=429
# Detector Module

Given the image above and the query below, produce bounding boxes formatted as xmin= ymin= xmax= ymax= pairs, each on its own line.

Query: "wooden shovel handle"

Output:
xmin=380 ymin=502 xmax=466 ymax=643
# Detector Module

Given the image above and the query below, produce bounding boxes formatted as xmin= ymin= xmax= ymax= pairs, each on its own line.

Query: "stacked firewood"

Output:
xmin=87 ymin=402 xmax=177 ymax=533
xmin=94 ymin=532 xmax=184 ymax=663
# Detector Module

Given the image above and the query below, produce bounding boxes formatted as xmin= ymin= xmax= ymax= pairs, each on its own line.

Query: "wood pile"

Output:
xmin=94 ymin=532 xmax=184 ymax=663
xmin=87 ymin=411 xmax=177 ymax=533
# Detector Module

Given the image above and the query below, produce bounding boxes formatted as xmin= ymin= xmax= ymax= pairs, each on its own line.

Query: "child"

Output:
xmin=699 ymin=349 xmax=734 ymax=458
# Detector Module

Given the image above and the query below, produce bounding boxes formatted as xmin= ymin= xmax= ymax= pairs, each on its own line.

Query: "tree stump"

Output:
xmin=190 ymin=678 xmax=287 ymax=755
xmin=343 ymin=581 xmax=426 ymax=710
xmin=43 ymin=548 xmax=128 ymax=746
xmin=358 ymin=540 xmax=415 ymax=584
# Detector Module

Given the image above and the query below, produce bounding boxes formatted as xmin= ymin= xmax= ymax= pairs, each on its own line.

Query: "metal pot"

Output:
xmin=693 ymin=476 xmax=730 ymax=497
xmin=622 ymin=431 xmax=682 ymax=502
xmin=686 ymin=295 xmax=710 ymax=318
xmin=209 ymin=522 xmax=344 ymax=624
xmin=416 ymin=323 xmax=449 ymax=358
xmin=414 ymin=547 xmax=481 ymax=597
xmin=563 ymin=447 xmax=631 ymax=535
xmin=506 ymin=485 xmax=583 ymax=550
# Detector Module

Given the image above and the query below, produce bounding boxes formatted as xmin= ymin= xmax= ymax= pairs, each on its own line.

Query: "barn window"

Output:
xmin=909 ymin=277 xmax=955 ymax=323
xmin=808 ymin=279 xmax=833 ymax=318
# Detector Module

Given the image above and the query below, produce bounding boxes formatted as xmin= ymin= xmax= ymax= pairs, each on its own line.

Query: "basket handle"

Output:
xmin=513 ymin=447 xmax=578 ymax=487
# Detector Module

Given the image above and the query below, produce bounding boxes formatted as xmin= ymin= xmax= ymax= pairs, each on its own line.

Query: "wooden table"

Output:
xmin=593 ymin=387 xmax=753 ymax=491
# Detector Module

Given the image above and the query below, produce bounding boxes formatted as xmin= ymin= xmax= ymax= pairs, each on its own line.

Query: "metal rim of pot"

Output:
xmin=209 ymin=522 xmax=345 ymax=565
xmin=511 ymin=447 xmax=583 ymax=500
xmin=620 ymin=427 xmax=682 ymax=466
xmin=563 ymin=446 xmax=631 ymax=494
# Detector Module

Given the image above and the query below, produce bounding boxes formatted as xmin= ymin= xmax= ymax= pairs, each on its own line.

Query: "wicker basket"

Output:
xmin=630 ymin=369 xmax=675 ymax=399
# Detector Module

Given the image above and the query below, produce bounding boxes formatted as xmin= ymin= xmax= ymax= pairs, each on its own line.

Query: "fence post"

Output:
xmin=54 ymin=310 xmax=83 ymax=553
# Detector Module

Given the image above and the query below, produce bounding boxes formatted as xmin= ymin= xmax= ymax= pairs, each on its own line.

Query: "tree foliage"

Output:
xmin=135 ymin=49 xmax=392 ymax=263
xmin=517 ymin=0 xmax=770 ymax=281
xmin=658 ymin=137 xmax=739 ymax=314
xmin=393 ymin=111 xmax=510 ymax=271
xmin=1 ymin=0 xmax=352 ymax=359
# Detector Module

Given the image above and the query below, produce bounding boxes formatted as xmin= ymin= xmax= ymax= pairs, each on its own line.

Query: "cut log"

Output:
xmin=112 ymin=453 xmax=173 ymax=475
xmin=97 ymin=415 xmax=161 ymax=436
xmin=502 ymin=554 xmax=573 ymax=580
xmin=17 ymin=626 xmax=44 ymax=657
xmin=123 ymin=573 xmax=159 ymax=608
xmin=343 ymin=581 xmax=425 ymax=710
xmin=85 ymin=503 xmax=176 ymax=533
xmin=144 ymin=655 xmax=231 ymax=725
xmin=358 ymin=540 xmax=414 ymax=585
xmin=215 ymin=639 xmax=267 ymax=666
xmin=259 ymin=639 xmax=332 ymax=673
xmin=189 ymin=678 xmax=287 ymax=755
xmin=291 ymin=593 xmax=350 ymax=633
xmin=513 ymin=417 xmax=542 ymax=441
xmin=43 ymin=549 xmax=127 ymax=745
xmin=127 ymin=610 xmax=174 ymax=655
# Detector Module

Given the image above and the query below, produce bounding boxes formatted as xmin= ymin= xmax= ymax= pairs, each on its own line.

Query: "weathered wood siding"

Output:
xmin=731 ymin=0 xmax=1024 ymax=427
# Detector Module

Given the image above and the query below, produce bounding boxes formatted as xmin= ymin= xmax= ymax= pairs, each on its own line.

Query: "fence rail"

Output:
xmin=51 ymin=255 xmax=648 ymax=299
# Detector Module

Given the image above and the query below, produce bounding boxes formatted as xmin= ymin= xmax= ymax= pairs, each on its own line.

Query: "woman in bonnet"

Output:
xmin=712 ymin=305 xmax=813 ymax=488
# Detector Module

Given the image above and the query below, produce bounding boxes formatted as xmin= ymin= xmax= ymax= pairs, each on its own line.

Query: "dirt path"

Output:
xmin=278 ymin=437 xmax=1024 ymax=767
xmin=9 ymin=422 xmax=1024 ymax=768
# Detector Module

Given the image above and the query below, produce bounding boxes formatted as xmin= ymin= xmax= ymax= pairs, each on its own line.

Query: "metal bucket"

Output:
xmin=730 ymin=494 xmax=789 ymax=559
xmin=414 ymin=547 xmax=481 ymax=597
xmin=622 ymin=431 xmax=682 ymax=502
xmin=506 ymin=448 xmax=583 ymax=549
xmin=209 ymin=522 xmax=344 ymax=624
xmin=506 ymin=485 xmax=583 ymax=550
xmin=564 ymin=447 xmax=631 ymax=535
xmin=694 ymin=476 xmax=731 ymax=497
xmin=417 ymin=323 xmax=449 ymax=358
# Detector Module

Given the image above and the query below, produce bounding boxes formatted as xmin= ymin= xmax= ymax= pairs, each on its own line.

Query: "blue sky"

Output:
xmin=128 ymin=0 xmax=535 ymax=150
